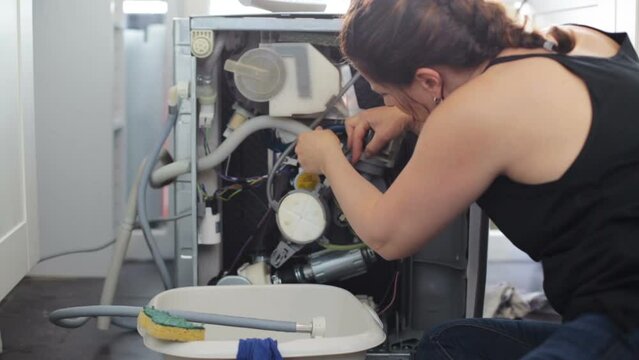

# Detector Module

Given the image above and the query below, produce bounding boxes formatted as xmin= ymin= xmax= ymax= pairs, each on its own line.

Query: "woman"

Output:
xmin=295 ymin=0 xmax=639 ymax=359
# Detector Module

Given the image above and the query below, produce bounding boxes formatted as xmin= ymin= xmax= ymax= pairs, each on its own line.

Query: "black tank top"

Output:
xmin=477 ymin=27 xmax=639 ymax=331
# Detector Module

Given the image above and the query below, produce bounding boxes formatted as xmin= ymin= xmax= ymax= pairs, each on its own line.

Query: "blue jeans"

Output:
xmin=417 ymin=314 xmax=639 ymax=359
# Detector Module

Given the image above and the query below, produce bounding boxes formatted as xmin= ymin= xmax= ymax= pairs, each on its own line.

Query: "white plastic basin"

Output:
xmin=139 ymin=284 xmax=386 ymax=359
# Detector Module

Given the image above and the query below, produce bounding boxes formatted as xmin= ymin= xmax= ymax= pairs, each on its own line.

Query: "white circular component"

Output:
xmin=192 ymin=36 xmax=213 ymax=58
xmin=276 ymin=191 xmax=327 ymax=245
xmin=230 ymin=48 xmax=286 ymax=102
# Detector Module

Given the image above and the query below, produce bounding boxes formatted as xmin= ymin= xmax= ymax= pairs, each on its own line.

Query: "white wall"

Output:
xmin=509 ymin=0 xmax=637 ymax=47
xmin=30 ymin=0 xmax=115 ymax=277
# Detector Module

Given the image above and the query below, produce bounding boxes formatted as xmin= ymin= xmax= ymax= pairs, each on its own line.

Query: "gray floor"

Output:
xmin=0 ymin=262 xmax=164 ymax=360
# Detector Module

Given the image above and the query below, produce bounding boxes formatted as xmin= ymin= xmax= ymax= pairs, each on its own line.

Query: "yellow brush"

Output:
xmin=138 ymin=306 xmax=205 ymax=342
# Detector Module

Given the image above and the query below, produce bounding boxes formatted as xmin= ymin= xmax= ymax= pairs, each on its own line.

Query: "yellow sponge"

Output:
xmin=138 ymin=307 xmax=205 ymax=342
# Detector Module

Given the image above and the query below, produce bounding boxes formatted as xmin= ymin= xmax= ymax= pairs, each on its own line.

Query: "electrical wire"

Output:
xmin=146 ymin=212 xmax=192 ymax=226
xmin=201 ymin=128 xmax=212 ymax=155
xmin=266 ymin=72 xmax=362 ymax=210
xmin=378 ymin=271 xmax=400 ymax=316
xmin=38 ymin=213 xmax=192 ymax=264
xmin=225 ymin=154 xmax=232 ymax=176
xmin=214 ymin=175 xmax=268 ymax=202
xmin=318 ymin=240 xmax=368 ymax=251
xmin=378 ymin=269 xmax=397 ymax=308
xmin=224 ymin=207 xmax=274 ymax=276
xmin=245 ymin=188 xmax=269 ymax=211
xmin=219 ymin=173 xmax=268 ymax=184
xmin=39 ymin=239 xmax=117 ymax=263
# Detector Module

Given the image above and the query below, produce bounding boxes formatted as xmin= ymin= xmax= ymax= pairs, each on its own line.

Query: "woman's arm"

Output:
xmin=299 ymin=56 xmax=591 ymax=260
xmin=323 ymin=97 xmax=507 ymax=259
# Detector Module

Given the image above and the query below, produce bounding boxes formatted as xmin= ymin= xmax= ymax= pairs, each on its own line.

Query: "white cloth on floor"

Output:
xmin=483 ymin=282 xmax=533 ymax=319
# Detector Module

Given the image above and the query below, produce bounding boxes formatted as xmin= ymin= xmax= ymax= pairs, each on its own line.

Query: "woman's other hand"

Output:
xmin=295 ymin=128 xmax=343 ymax=174
xmin=346 ymin=106 xmax=413 ymax=164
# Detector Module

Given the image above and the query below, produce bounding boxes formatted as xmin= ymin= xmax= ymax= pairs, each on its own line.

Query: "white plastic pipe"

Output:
xmin=151 ymin=116 xmax=311 ymax=187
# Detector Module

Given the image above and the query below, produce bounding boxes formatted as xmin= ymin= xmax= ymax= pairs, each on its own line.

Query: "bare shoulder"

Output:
xmin=446 ymin=54 xmax=589 ymax=128
xmin=428 ymin=56 xmax=592 ymax=182
xmin=432 ymin=57 xmax=571 ymax=137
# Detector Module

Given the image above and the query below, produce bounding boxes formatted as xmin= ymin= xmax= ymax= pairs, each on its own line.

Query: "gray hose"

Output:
xmin=98 ymin=160 xmax=147 ymax=330
xmin=150 ymin=116 xmax=311 ymax=186
xmin=202 ymin=33 xmax=226 ymax=75
xmin=266 ymin=72 xmax=362 ymax=210
xmin=138 ymin=106 xmax=179 ymax=290
xmin=50 ymin=305 xmax=305 ymax=333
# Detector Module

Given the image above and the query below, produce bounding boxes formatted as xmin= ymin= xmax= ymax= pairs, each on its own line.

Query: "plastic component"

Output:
xmin=274 ymin=248 xmax=376 ymax=284
xmin=311 ymin=317 xmax=326 ymax=338
xmin=224 ymin=48 xmax=286 ymax=102
xmin=238 ymin=261 xmax=271 ymax=285
xmin=191 ymin=30 xmax=214 ymax=58
xmin=177 ymin=81 xmax=190 ymax=99
xmin=217 ymin=275 xmax=252 ymax=286
xmin=262 ymin=43 xmax=340 ymax=117
xmin=167 ymin=85 xmax=179 ymax=107
xmin=223 ymin=103 xmax=252 ymax=138
xmin=198 ymin=207 xmax=221 ymax=245
xmin=307 ymin=248 xmax=376 ymax=284
xmin=197 ymin=75 xmax=217 ymax=128
xmin=294 ymin=171 xmax=321 ymax=192
xmin=199 ymin=104 xmax=215 ymax=128
xmin=276 ymin=191 xmax=327 ymax=245
xmin=139 ymin=285 xmax=386 ymax=359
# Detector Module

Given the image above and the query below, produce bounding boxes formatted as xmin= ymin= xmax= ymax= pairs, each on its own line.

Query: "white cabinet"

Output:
xmin=0 ymin=0 xmax=39 ymax=300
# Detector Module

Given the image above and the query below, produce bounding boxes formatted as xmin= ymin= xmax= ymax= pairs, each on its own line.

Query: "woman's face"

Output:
xmin=367 ymin=77 xmax=437 ymax=126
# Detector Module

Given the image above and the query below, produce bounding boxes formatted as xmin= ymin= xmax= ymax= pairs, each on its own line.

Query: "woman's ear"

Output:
xmin=413 ymin=68 xmax=442 ymax=93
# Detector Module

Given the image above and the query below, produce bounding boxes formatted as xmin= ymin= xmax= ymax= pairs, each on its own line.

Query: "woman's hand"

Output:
xmin=346 ymin=106 xmax=413 ymax=164
xmin=295 ymin=128 xmax=343 ymax=174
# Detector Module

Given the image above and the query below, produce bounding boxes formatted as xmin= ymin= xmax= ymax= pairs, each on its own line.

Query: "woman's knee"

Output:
xmin=416 ymin=318 xmax=549 ymax=360
xmin=416 ymin=319 xmax=482 ymax=360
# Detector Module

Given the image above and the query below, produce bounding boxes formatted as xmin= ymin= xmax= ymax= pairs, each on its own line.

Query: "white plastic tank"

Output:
xmin=139 ymin=284 xmax=386 ymax=359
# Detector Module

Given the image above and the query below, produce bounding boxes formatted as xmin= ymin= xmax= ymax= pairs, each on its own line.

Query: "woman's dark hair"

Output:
xmin=340 ymin=0 xmax=576 ymax=86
